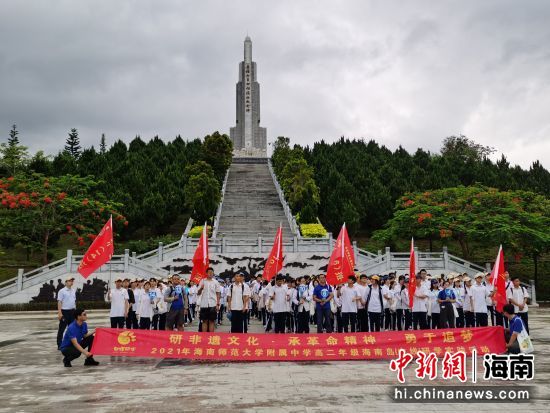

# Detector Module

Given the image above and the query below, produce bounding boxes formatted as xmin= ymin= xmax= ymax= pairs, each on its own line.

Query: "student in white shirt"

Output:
xmin=412 ymin=275 xmax=429 ymax=330
xmin=472 ymin=273 xmax=491 ymax=327
xmin=363 ymin=275 xmax=384 ymax=332
xmin=138 ymin=281 xmax=157 ymax=330
xmin=452 ymin=278 xmax=464 ymax=328
xmin=269 ymin=275 xmax=290 ymax=333
xmin=394 ymin=276 xmax=410 ymax=331
xmin=154 ymin=281 xmax=168 ymax=330
xmin=356 ymin=274 xmax=369 ymax=332
xmin=286 ymin=278 xmax=296 ymax=333
xmin=257 ymin=280 xmax=268 ymax=326
xmin=507 ymin=276 xmax=530 ymax=333
xmin=107 ymin=278 xmax=129 ymax=328
xmin=188 ymin=281 xmax=198 ymax=321
xmin=197 ymin=267 xmax=221 ymax=333
xmin=428 ymin=280 xmax=441 ymax=329
xmin=462 ymin=277 xmax=475 ymax=327
xmin=227 ymin=273 xmax=251 ymax=333
xmin=56 ymin=276 xmax=77 ymax=348
xmin=337 ymin=275 xmax=361 ymax=332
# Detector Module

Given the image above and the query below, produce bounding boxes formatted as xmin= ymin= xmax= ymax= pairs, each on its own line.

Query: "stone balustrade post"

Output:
xmin=17 ymin=268 xmax=24 ymax=291
xmin=66 ymin=249 xmax=73 ymax=272
xmin=385 ymin=247 xmax=391 ymax=271
xmin=530 ymin=280 xmax=537 ymax=306
xmin=258 ymin=234 xmax=262 ymax=254
xmin=124 ymin=249 xmax=129 ymax=272
xmin=443 ymin=246 xmax=449 ymax=270
xmin=158 ymin=242 xmax=164 ymax=263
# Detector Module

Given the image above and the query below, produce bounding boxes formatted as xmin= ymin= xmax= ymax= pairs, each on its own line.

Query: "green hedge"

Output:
xmin=300 ymin=223 xmax=328 ymax=238
xmin=188 ymin=225 xmax=212 ymax=238
xmin=0 ymin=301 xmax=110 ymax=312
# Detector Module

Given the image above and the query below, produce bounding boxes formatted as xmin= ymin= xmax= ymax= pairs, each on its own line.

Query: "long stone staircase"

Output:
xmin=216 ymin=160 xmax=293 ymax=239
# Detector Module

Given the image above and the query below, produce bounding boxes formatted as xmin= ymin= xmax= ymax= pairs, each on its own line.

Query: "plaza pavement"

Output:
xmin=0 ymin=308 xmax=549 ymax=413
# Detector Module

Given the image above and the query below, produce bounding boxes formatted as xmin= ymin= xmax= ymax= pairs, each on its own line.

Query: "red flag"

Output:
xmin=408 ymin=238 xmax=416 ymax=308
xmin=326 ymin=223 xmax=355 ymax=285
xmin=191 ymin=224 xmax=210 ymax=284
xmin=491 ymin=245 xmax=507 ymax=313
xmin=77 ymin=217 xmax=114 ymax=279
xmin=263 ymin=225 xmax=283 ymax=281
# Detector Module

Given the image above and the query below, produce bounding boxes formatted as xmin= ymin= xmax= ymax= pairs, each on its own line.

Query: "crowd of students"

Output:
xmin=98 ymin=267 xmax=530 ymax=335
xmin=56 ymin=267 xmax=531 ymax=367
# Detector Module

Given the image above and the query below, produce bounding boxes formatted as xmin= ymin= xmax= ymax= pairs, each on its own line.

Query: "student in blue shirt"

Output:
xmin=59 ymin=308 xmax=99 ymax=367
xmin=312 ymin=274 xmax=334 ymax=333
xmin=503 ymin=304 xmax=524 ymax=354
xmin=437 ymin=280 xmax=456 ymax=328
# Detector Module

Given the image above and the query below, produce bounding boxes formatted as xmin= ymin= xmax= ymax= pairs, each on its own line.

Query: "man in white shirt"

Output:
xmin=356 ymin=274 xmax=368 ymax=332
xmin=412 ymin=275 xmax=429 ymax=330
xmin=472 ymin=273 xmax=491 ymax=327
xmin=188 ymin=281 xmax=198 ymax=321
xmin=338 ymin=275 xmax=360 ymax=332
xmin=227 ymin=273 xmax=251 ymax=333
xmin=197 ymin=267 xmax=221 ymax=332
xmin=107 ymin=278 xmax=129 ymax=328
xmin=507 ymin=276 xmax=530 ymax=333
xmin=270 ymin=275 xmax=290 ymax=333
xmin=137 ymin=281 xmax=157 ymax=330
xmin=57 ymin=276 xmax=77 ymax=349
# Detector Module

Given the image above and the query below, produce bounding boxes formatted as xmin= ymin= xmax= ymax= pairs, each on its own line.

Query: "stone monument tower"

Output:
xmin=230 ymin=36 xmax=267 ymax=157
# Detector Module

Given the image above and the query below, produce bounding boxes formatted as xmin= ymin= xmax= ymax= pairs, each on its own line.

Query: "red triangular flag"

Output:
xmin=191 ymin=224 xmax=210 ymax=284
xmin=326 ymin=223 xmax=355 ymax=285
xmin=77 ymin=217 xmax=114 ymax=279
xmin=491 ymin=245 xmax=507 ymax=313
xmin=263 ymin=225 xmax=283 ymax=281
xmin=408 ymin=238 xmax=416 ymax=308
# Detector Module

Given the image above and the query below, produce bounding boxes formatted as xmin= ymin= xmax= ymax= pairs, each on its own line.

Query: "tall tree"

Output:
xmin=64 ymin=128 xmax=81 ymax=158
xmin=99 ymin=133 xmax=107 ymax=155
xmin=0 ymin=124 xmax=29 ymax=176
xmin=202 ymin=132 xmax=233 ymax=182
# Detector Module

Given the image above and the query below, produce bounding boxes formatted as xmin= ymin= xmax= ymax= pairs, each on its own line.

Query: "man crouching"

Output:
xmin=59 ymin=308 xmax=99 ymax=368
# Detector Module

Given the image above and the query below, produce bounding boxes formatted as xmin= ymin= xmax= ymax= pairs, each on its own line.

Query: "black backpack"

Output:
xmin=366 ymin=285 xmax=384 ymax=312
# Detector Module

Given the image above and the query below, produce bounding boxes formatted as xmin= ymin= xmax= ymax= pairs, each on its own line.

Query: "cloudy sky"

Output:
xmin=1 ymin=0 xmax=549 ymax=168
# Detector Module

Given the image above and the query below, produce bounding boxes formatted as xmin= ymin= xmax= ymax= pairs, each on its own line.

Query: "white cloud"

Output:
xmin=0 ymin=0 xmax=549 ymax=168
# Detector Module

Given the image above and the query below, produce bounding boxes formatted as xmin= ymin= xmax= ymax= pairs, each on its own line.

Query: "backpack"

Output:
xmin=366 ymin=285 xmax=384 ymax=312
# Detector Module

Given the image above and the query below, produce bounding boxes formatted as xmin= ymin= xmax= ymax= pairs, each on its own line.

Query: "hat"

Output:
xmin=65 ymin=276 xmax=75 ymax=282
xmin=371 ymin=275 xmax=380 ymax=281
xmin=463 ymin=276 xmax=472 ymax=282
xmin=431 ymin=279 xmax=439 ymax=284
xmin=115 ymin=277 xmax=123 ymax=282
xmin=474 ymin=272 xmax=484 ymax=279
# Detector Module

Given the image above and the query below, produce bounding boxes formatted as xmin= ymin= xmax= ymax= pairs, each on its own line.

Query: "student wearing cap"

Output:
xmin=107 ymin=278 xmax=129 ymax=328
xmin=507 ymin=276 xmax=530 ymax=333
xmin=472 ymin=273 xmax=492 ymax=327
xmin=452 ymin=278 xmax=465 ymax=328
xmin=56 ymin=276 xmax=77 ymax=349
xmin=59 ymin=308 xmax=99 ymax=367
xmin=363 ymin=275 xmax=384 ymax=332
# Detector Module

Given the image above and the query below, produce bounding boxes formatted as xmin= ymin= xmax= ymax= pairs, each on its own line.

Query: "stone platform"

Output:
xmin=0 ymin=309 xmax=549 ymax=412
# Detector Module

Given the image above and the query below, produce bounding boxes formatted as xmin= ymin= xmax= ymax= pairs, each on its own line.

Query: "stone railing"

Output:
xmin=212 ymin=169 xmax=230 ymax=239
xmin=267 ymin=160 xmax=300 ymax=237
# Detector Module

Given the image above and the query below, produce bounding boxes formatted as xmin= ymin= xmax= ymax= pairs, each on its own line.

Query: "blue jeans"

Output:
xmin=316 ymin=307 xmax=332 ymax=333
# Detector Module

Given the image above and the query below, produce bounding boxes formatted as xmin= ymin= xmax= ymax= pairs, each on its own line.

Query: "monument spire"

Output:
xmin=230 ymin=36 xmax=267 ymax=157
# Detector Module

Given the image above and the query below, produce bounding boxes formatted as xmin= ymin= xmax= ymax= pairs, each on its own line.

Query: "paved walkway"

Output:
xmin=0 ymin=309 xmax=549 ymax=412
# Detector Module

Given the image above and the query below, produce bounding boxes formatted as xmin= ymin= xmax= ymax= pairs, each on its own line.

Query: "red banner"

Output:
xmin=91 ymin=326 xmax=505 ymax=361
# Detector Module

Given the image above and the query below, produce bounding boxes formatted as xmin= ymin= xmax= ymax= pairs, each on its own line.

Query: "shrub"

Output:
xmin=188 ymin=225 xmax=212 ymax=238
xmin=300 ymin=223 xmax=328 ymax=238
